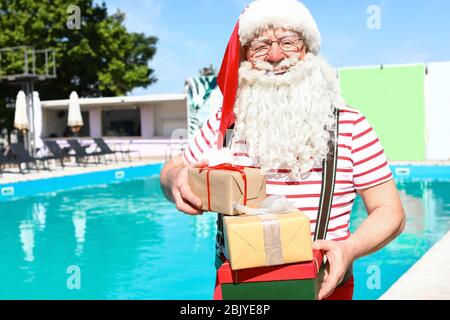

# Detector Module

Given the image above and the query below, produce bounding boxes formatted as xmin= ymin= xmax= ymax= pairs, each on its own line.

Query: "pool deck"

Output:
xmin=380 ymin=231 xmax=450 ymax=300
xmin=0 ymin=156 xmax=165 ymax=185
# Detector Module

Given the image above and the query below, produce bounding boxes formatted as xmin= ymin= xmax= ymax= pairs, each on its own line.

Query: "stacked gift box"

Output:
xmin=216 ymin=250 xmax=324 ymax=300
xmin=188 ymin=163 xmax=324 ymax=300
xmin=188 ymin=164 xmax=266 ymax=216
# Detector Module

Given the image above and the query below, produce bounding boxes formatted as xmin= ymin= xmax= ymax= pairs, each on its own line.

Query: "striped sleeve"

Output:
xmin=351 ymin=112 xmax=393 ymax=190
xmin=181 ymin=109 xmax=222 ymax=166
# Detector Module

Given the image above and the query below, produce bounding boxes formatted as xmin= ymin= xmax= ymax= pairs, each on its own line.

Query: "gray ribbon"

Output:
xmin=259 ymin=214 xmax=284 ymax=266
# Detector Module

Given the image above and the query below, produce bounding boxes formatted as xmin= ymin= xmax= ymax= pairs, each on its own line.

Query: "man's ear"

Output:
xmin=300 ymin=46 xmax=308 ymax=60
xmin=240 ymin=45 xmax=248 ymax=62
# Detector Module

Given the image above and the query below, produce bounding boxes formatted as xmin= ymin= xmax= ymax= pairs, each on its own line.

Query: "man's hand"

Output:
xmin=312 ymin=239 xmax=357 ymax=300
xmin=163 ymin=158 xmax=208 ymax=216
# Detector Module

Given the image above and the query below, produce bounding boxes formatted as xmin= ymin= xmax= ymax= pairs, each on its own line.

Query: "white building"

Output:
xmin=40 ymin=94 xmax=189 ymax=159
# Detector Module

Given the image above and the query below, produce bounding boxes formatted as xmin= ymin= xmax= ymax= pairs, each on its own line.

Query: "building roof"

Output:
xmin=41 ymin=94 xmax=187 ymax=110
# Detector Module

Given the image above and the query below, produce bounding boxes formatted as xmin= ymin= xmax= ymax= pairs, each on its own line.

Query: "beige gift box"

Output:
xmin=223 ymin=211 xmax=313 ymax=270
xmin=188 ymin=166 xmax=266 ymax=216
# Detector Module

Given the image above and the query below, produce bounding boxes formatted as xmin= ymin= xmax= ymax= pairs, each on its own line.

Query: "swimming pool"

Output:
xmin=0 ymin=166 xmax=449 ymax=299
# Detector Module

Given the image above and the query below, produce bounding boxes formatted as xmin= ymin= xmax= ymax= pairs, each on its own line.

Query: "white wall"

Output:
xmin=153 ymin=100 xmax=187 ymax=138
xmin=426 ymin=62 xmax=450 ymax=160
xmin=140 ymin=105 xmax=155 ymax=139
xmin=89 ymin=108 xmax=102 ymax=138
xmin=41 ymin=98 xmax=187 ymax=140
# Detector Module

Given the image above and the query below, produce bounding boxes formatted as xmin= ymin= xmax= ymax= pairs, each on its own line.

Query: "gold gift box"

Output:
xmin=188 ymin=166 xmax=266 ymax=216
xmin=223 ymin=211 xmax=313 ymax=270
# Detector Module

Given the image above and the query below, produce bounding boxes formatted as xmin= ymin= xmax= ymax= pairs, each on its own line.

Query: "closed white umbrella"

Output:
xmin=33 ymin=92 xmax=44 ymax=154
xmin=68 ymin=91 xmax=83 ymax=133
xmin=14 ymin=91 xmax=29 ymax=131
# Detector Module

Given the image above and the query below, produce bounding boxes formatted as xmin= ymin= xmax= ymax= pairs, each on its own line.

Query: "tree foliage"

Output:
xmin=0 ymin=0 xmax=158 ymax=131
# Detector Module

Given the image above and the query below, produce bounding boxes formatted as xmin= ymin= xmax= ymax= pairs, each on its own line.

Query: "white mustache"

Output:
xmin=252 ymin=54 xmax=301 ymax=74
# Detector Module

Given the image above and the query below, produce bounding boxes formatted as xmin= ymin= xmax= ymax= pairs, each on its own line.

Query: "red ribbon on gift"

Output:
xmin=199 ymin=163 xmax=248 ymax=212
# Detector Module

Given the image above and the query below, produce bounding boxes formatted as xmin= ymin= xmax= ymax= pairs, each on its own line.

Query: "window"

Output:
xmin=102 ymin=109 xmax=140 ymax=137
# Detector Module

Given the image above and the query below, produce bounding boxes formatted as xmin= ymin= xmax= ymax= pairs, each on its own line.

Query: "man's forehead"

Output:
xmin=252 ymin=28 xmax=299 ymax=40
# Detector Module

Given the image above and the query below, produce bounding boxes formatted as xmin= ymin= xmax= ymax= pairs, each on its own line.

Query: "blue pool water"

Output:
xmin=351 ymin=180 xmax=450 ymax=299
xmin=0 ymin=174 xmax=449 ymax=299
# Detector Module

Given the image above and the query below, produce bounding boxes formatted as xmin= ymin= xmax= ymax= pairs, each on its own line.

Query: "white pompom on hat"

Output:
xmin=238 ymin=0 xmax=321 ymax=54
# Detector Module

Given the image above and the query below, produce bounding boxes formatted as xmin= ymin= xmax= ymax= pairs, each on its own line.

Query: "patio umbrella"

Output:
xmin=33 ymin=92 xmax=44 ymax=155
xmin=68 ymin=91 xmax=83 ymax=133
xmin=14 ymin=91 xmax=29 ymax=131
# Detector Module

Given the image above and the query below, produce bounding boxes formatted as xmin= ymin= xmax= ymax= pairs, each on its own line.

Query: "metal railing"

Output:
xmin=0 ymin=46 xmax=56 ymax=81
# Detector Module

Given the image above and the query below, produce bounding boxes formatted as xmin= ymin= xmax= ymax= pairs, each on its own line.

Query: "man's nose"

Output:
xmin=266 ymin=43 xmax=285 ymax=63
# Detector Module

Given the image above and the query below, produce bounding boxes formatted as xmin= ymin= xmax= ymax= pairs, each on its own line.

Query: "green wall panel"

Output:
xmin=339 ymin=65 xmax=426 ymax=161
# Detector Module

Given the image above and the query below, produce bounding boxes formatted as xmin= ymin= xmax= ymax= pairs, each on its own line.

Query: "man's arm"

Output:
xmin=160 ymin=107 xmax=221 ymax=215
xmin=160 ymin=155 xmax=204 ymax=215
xmin=347 ymin=179 xmax=406 ymax=259
xmin=313 ymin=179 xmax=406 ymax=299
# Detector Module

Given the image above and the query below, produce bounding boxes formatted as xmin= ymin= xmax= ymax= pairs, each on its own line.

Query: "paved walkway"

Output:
xmin=0 ymin=156 xmax=165 ymax=185
xmin=380 ymin=231 xmax=450 ymax=300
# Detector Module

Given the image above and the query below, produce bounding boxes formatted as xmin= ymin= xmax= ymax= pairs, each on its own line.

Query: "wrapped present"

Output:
xmin=188 ymin=164 xmax=266 ymax=215
xmin=223 ymin=208 xmax=313 ymax=270
xmin=215 ymin=250 xmax=324 ymax=300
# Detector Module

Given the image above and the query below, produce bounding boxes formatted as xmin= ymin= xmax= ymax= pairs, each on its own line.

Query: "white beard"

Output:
xmin=232 ymin=53 xmax=345 ymax=179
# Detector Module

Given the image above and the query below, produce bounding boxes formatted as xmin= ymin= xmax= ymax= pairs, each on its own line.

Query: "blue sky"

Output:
xmin=99 ymin=0 xmax=450 ymax=95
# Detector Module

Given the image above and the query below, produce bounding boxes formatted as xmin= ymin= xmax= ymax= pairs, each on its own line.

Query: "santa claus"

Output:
xmin=160 ymin=0 xmax=405 ymax=300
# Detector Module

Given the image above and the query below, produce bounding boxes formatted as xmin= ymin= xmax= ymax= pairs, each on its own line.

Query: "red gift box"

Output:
xmin=214 ymin=250 xmax=324 ymax=300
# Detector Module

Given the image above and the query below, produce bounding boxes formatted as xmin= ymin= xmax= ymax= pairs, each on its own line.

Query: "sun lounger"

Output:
xmin=0 ymin=150 xmax=19 ymax=175
xmin=44 ymin=140 xmax=77 ymax=167
xmin=93 ymin=138 xmax=141 ymax=162
xmin=9 ymin=143 xmax=59 ymax=173
xmin=67 ymin=139 xmax=104 ymax=165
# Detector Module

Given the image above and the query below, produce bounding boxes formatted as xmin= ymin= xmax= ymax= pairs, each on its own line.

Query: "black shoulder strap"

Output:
xmin=223 ymin=124 xmax=235 ymax=148
xmin=314 ymin=107 xmax=339 ymax=241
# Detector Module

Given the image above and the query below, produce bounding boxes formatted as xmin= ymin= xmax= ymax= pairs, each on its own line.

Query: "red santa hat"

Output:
xmin=216 ymin=0 xmax=321 ymax=148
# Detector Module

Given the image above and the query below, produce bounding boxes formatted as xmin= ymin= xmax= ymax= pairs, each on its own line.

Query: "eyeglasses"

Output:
xmin=247 ymin=36 xmax=304 ymax=59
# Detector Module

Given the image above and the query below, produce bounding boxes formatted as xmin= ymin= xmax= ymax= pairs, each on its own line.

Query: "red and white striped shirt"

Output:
xmin=182 ymin=106 xmax=393 ymax=245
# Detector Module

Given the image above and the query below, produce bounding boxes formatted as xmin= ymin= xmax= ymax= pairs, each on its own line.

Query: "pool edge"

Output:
xmin=0 ymin=162 xmax=164 ymax=201
xmin=379 ymin=231 xmax=450 ymax=300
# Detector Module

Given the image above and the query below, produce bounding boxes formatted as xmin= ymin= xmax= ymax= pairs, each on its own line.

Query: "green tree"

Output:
xmin=0 ymin=0 xmax=158 ymax=131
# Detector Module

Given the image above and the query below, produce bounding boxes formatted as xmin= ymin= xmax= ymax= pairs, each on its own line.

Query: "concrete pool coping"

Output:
xmin=2 ymin=160 xmax=449 ymax=184
xmin=0 ymin=156 xmax=165 ymax=184
xmin=1 ymin=159 xmax=449 ymax=201
xmin=0 ymin=159 xmax=164 ymax=201
xmin=390 ymin=162 xmax=450 ymax=180
xmin=2 ymin=160 xmax=449 ymax=183
xmin=380 ymin=231 xmax=450 ymax=300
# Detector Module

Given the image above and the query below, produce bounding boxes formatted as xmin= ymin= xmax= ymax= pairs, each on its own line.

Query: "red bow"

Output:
xmin=199 ymin=163 xmax=248 ymax=212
